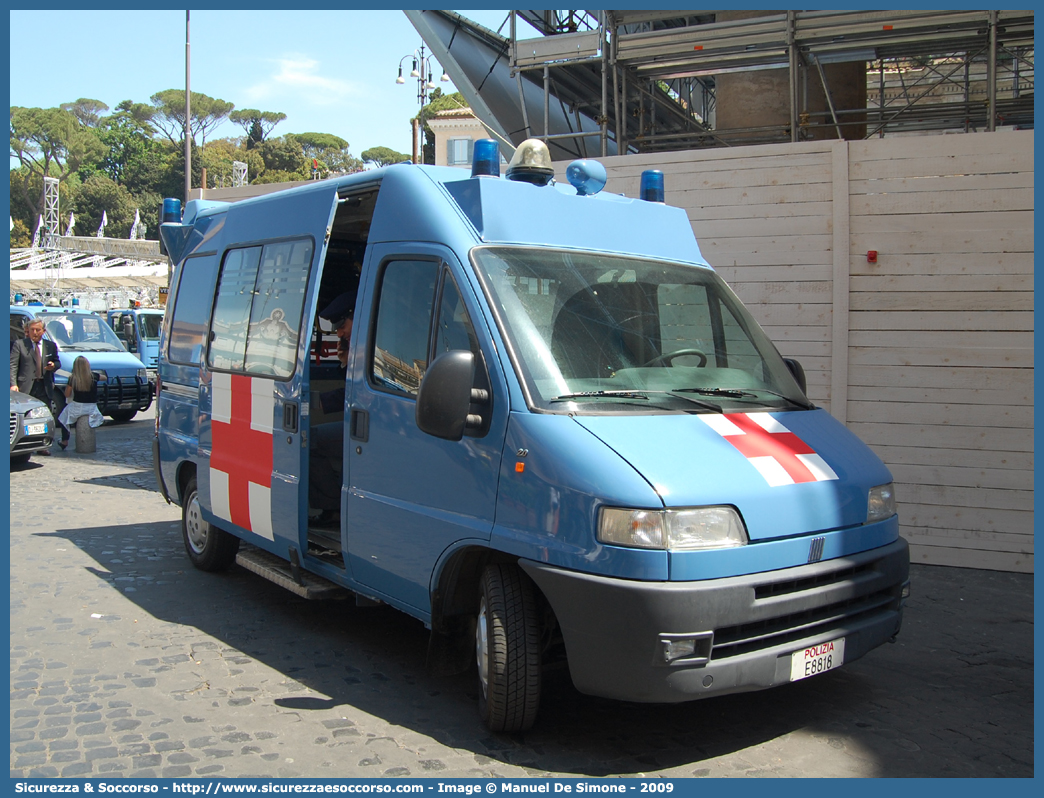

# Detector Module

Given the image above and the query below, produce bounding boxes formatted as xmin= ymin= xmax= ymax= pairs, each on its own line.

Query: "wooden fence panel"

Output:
xmin=593 ymin=130 xmax=1032 ymax=573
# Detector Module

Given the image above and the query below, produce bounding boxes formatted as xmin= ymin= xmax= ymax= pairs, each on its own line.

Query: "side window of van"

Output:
xmin=370 ymin=260 xmax=439 ymax=396
xmin=168 ymin=254 xmax=220 ymax=365
xmin=433 ymin=273 xmax=480 ymax=359
xmin=208 ymin=239 xmax=313 ymax=379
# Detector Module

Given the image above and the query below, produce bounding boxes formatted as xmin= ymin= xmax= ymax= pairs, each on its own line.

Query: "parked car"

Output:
xmin=10 ymin=306 xmax=153 ymax=423
xmin=10 ymin=390 xmax=55 ymax=464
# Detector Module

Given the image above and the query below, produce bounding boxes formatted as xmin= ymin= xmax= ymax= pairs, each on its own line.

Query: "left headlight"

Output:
xmin=137 ymin=368 xmax=147 ymax=380
xmin=867 ymin=482 xmax=897 ymax=523
xmin=25 ymin=405 xmax=52 ymax=419
xmin=599 ymin=506 xmax=748 ymax=550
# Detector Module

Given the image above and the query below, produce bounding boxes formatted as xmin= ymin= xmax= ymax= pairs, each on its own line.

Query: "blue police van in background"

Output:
xmin=153 ymin=140 xmax=909 ymax=732
xmin=107 ymin=307 xmax=164 ymax=374
xmin=10 ymin=306 xmax=153 ymax=423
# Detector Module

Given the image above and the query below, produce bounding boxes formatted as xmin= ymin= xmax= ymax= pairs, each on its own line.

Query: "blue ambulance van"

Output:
xmin=154 ymin=140 xmax=909 ymax=732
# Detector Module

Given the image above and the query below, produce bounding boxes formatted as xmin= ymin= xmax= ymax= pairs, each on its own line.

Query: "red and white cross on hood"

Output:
xmin=699 ymin=412 xmax=838 ymax=487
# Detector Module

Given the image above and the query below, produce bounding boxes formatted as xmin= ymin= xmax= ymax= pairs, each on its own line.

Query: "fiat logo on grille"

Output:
xmin=808 ymin=537 xmax=826 ymax=563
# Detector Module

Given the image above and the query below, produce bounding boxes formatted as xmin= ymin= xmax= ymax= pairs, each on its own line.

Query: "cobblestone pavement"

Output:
xmin=9 ymin=407 xmax=1034 ymax=778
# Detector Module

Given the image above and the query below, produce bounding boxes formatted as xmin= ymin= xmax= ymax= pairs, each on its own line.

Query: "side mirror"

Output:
xmin=416 ymin=350 xmax=475 ymax=441
xmin=783 ymin=358 xmax=807 ymax=395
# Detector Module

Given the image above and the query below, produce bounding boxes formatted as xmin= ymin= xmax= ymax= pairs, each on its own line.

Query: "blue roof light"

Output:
xmin=161 ymin=198 xmax=182 ymax=224
xmin=640 ymin=170 xmax=665 ymax=203
xmin=565 ymin=159 xmax=607 ymax=196
xmin=472 ymin=139 xmax=501 ymax=178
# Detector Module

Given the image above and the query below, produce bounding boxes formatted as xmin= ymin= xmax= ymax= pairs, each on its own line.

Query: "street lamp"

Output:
xmin=396 ymin=43 xmax=451 ymax=164
xmin=395 ymin=43 xmax=449 ymax=106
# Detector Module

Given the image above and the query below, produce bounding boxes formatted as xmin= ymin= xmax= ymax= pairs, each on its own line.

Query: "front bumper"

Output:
xmin=520 ymin=537 xmax=909 ymax=703
xmin=10 ymin=412 xmax=55 ymax=456
xmin=96 ymin=376 xmax=154 ymax=414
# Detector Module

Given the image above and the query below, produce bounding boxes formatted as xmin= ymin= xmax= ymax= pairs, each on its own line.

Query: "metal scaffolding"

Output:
xmin=496 ymin=9 xmax=1033 ymax=154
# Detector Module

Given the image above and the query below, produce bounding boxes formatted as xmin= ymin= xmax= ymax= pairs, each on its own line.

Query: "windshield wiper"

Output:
xmin=674 ymin=387 xmax=756 ymax=399
xmin=551 ymin=390 xmax=649 ymax=402
xmin=747 ymin=388 xmax=815 ymax=410
xmin=662 ymin=391 xmax=722 ymax=413
xmin=676 ymin=386 xmax=813 ymax=410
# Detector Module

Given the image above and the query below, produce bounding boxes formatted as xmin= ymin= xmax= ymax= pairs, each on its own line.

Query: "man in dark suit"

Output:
xmin=11 ymin=316 xmax=61 ymax=404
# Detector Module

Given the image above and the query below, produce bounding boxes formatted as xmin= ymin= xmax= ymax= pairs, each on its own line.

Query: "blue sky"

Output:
xmin=9 ymin=9 xmax=510 ymax=160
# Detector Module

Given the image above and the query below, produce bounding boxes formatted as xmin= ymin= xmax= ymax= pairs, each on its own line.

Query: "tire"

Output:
xmin=181 ymin=476 xmax=240 ymax=571
xmin=107 ymin=410 xmax=137 ymax=423
xmin=475 ymin=563 xmax=542 ymax=732
xmin=10 ymin=453 xmax=31 ymax=466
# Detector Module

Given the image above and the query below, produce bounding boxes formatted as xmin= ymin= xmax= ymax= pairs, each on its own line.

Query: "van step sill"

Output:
xmin=236 ymin=545 xmax=348 ymax=600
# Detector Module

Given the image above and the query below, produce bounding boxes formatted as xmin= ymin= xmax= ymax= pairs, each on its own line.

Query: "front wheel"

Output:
xmin=476 ymin=563 xmax=542 ymax=732
xmin=107 ymin=409 xmax=137 ymax=423
xmin=182 ymin=476 xmax=240 ymax=571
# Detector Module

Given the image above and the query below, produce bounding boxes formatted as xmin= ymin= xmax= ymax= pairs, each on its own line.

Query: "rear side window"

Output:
xmin=168 ymin=254 xmax=220 ymax=365
xmin=208 ymin=239 xmax=313 ymax=379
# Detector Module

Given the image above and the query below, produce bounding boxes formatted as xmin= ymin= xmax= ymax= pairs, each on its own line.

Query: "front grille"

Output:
xmin=97 ymin=377 xmax=151 ymax=410
xmin=10 ymin=411 xmax=18 ymax=443
xmin=755 ymin=562 xmax=875 ymax=600
xmin=712 ymin=587 xmax=896 ymax=660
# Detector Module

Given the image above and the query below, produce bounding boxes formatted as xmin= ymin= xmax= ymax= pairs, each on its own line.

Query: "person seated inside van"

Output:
xmin=309 ymin=289 xmax=355 ymax=528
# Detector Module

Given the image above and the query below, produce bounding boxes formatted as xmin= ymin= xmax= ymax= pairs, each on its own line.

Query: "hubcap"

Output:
xmin=185 ymin=492 xmax=209 ymax=555
xmin=475 ymin=596 xmax=489 ymax=697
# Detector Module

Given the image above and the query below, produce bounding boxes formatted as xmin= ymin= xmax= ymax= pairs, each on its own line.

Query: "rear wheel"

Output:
xmin=182 ymin=476 xmax=240 ymax=571
xmin=475 ymin=563 xmax=542 ymax=732
xmin=107 ymin=409 xmax=137 ymax=423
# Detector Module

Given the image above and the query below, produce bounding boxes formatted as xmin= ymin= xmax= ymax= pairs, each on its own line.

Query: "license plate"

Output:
xmin=25 ymin=423 xmax=47 ymax=436
xmin=790 ymin=637 xmax=845 ymax=681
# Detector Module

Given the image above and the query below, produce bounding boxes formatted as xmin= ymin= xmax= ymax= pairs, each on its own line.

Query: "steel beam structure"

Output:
xmin=413 ymin=9 xmax=1033 ymax=156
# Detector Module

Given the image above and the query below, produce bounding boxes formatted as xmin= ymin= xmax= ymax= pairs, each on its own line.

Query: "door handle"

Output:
xmin=350 ymin=409 xmax=369 ymax=442
xmin=282 ymin=401 xmax=299 ymax=433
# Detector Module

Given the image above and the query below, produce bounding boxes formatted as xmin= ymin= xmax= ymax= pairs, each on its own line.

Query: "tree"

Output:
xmin=259 ymin=136 xmax=308 ymax=177
xmin=293 ymin=132 xmax=362 ymax=177
xmin=60 ymin=98 xmax=109 ymax=128
xmin=70 ymin=174 xmax=137 ymax=239
xmin=361 ymin=146 xmax=410 ymax=168
xmin=229 ymin=109 xmax=287 ymax=149
xmin=112 ymin=99 xmax=157 ymax=136
xmin=10 ymin=106 xmax=105 ymax=218
xmin=10 ymin=217 xmax=31 ymax=248
xmin=149 ymin=89 xmax=234 ymax=147
xmin=96 ymin=101 xmax=159 ymax=184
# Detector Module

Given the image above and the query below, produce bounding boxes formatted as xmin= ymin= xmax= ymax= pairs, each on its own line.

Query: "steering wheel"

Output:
xmin=245 ymin=362 xmax=277 ymax=376
xmin=640 ymin=348 xmax=708 ymax=368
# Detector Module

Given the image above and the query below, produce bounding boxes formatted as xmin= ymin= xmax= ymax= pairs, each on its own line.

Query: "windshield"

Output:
xmin=471 ymin=247 xmax=810 ymax=414
xmin=41 ymin=313 xmax=129 ymax=353
xmin=138 ymin=312 xmax=163 ymax=340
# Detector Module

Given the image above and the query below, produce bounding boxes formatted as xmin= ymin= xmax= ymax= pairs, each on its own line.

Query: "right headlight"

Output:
xmin=599 ymin=506 xmax=748 ymax=550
